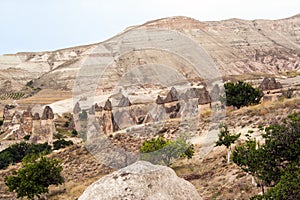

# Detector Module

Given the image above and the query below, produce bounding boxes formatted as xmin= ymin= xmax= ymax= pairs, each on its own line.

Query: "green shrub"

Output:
xmin=26 ymin=80 xmax=33 ymax=87
xmin=53 ymin=139 xmax=74 ymax=150
xmin=140 ymin=135 xmax=194 ymax=166
xmin=53 ymin=132 xmax=64 ymax=139
xmin=71 ymin=130 xmax=78 ymax=137
xmin=23 ymin=135 xmax=30 ymax=141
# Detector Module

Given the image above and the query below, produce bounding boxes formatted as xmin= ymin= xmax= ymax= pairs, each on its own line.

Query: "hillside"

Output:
xmin=0 ymin=14 xmax=299 ymax=101
xmin=0 ymin=14 xmax=299 ymax=200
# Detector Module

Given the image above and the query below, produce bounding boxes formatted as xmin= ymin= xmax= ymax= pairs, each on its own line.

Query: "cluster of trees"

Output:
xmin=0 ymin=142 xmax=52 ymax=170
xmin=0 ymin=139 xmax=72 ymax=199
xmin=233 ymin=113 xmax=300 ymax=199
xmin=140 ymin=135 xmax=194 ymax=166
xmin=0 ymin=139 xmax=73 ymax=170
xmin=218 ymin=113 xmax=300 ymax=199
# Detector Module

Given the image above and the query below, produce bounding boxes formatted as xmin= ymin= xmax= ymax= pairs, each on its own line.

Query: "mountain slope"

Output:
xmin=0 ymin=14 xmax=299 ymax=95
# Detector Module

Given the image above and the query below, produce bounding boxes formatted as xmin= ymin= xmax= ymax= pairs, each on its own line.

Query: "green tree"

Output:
xmin=262 ymin=166 xmax=300 ymax=200
xmin=0 ymin=142 xmax=52 ymax=170
xmin=5 ymin=156 xmax=64 ymax=199
xmin=233 ymin=113 xmax=300 ymax=197
xmin=140 ymin=135 xmax=194 ymax=166
xmin=232 ymin=138 xmax=262 ymax=187
xmin=216 ymin=124 xmax=240 ymax=163
xmin=224 ymin=81 xmax=263 ymax=109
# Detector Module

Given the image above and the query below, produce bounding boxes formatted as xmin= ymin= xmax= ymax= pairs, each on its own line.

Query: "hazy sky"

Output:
xmin=0 ymin=0 xmax=299 ymax=55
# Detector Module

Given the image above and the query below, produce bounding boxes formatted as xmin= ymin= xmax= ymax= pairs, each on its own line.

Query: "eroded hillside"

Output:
xmin=0 ymin=14 xmax=299 ymax=102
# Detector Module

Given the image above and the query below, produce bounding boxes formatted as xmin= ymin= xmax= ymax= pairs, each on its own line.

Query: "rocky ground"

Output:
xmin=0 ymin=97 xmax=298 ymax=200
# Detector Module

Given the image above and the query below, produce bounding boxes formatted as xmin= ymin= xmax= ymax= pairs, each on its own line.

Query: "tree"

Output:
xmin=5 ymin=156 xmax=64 ymax=199
xmin=140 ymin=135 xmax=194 ymax=166
xmin=233 ymin=113 xmax=300 ymax=197
xmin=0 ymin=142 xmax=52 ymax=170
xmin=262 ymin=167 xmax=300 ymax=200
xmin=216 ymin=124 xmax=240 ymax=164
xmin=232 ymin=138 xmax=262 ymax=187
xmin=224 ymin=81 xmax=263 ymax=109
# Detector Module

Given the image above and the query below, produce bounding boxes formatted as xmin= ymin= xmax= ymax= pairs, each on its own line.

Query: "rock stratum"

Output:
xmin=0 ymin=14 xmax=299 ymax=94
xmin=78 ymin=161 xmax=201 ymax=200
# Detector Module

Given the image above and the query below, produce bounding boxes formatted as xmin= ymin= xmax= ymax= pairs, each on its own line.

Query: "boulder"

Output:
xmin=259 ymin=77 xmax=282 ymax=91
xmin=118 ymin=95 xmax=132 ymax=107
xmin=165 ymin=87 xmax=179 ymax=103
xmin=95 ymin=103 xmax=103 ymax=112
xmin=156 ymin=87 xmax=179 ymax=104
xmin=73 ymin=102 xmax=81 ymax=114
xmin=89 ymin=105 xmax=95 ymax=115
xmin=184 ymin=87 xmax=211 ymax=105
xmin=197 ymin=88 xmax=211 ymax=105
xmin=41 ymin=106 xmax=54 ymax=120
xmin=32 ymin=113 xmax=40 ymax=120
xmin=210 ymin=84 xmax=220 ymax=101
xmin=156 ymin=95 xmax=165 ymax=104
xmin=78 ymin=161 xmax=201 ymax=200
xmin=104 ymin=99 xmax=112 ymax=111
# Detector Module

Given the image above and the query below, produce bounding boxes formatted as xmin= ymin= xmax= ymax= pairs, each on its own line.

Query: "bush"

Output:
xmin=53 ymin=139 xmax=74 ymax=150
xmin=23 ymin=135 xmax=30 ymax=141
xmin=0 ymin=151 xmax=12 ymax=169
xmin=53 ymin=132 xmax=64 ymax=140
xmin=140 ymin=135 xmax=194 ymax=166
xmin=224 ymin=81 xmax=263 ymax=109
xmin=5 ymin=156 xmax=64 ymax=199
xmin=71 ymin=130 xmax=78 ymax=137
xmin=26 ymin=80 xmax=33 ymax=87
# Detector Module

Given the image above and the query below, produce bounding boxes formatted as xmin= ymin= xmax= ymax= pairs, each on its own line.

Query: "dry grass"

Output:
xmin=224 ymin=98 xmax=300 ymax=128
xmin=0 ymin=144 xmax=114 ymax=200
xmin=172 ymin=149 xmax=261 ymax=200
xmin=223 ymin=73 xmax=271 ymax=82
xmin=0 ymin=97 xmax=299 ymax=199
xmin=47 ymin=177 xmax=102 ymax=200
xmin=17 ymin=89 xmax=72 ymax=105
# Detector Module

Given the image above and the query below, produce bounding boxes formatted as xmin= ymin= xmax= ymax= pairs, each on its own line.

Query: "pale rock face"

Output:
xmin=78 ymin=161 xmax=202 ymax=200
xmin=1 ymin=15 xmax=299 ymax=93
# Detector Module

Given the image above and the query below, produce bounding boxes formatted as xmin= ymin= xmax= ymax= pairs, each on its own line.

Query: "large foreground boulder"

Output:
xmin=78 ymin=161 xmax=201 ymax=200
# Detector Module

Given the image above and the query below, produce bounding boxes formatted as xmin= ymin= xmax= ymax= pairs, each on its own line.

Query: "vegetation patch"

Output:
xmin=0 ymin=142 xmax=52 ymax=170
xmin=140 ymin=135 xmax=194 ymax=166
xmin=233 ymin=113 xmax=300 ymax=199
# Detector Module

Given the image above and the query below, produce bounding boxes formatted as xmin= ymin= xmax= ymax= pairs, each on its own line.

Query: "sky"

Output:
xmin=0 ymin=0 xmax=299 ymax=55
